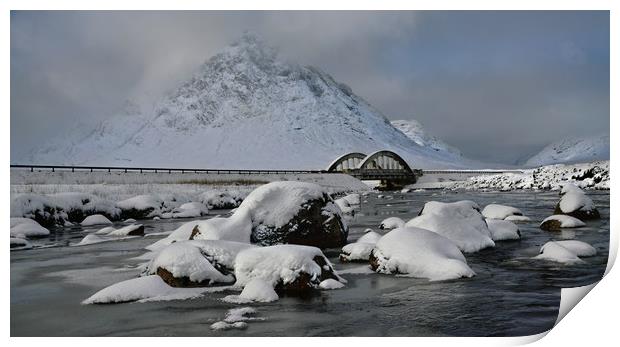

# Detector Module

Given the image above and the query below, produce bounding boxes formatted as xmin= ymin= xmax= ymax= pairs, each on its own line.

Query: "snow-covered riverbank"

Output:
xmin=412 ymin=161 xmax=609 ymax=191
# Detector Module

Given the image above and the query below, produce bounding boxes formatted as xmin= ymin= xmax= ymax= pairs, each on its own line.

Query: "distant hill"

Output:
xmin=524 ymin=134 xmax=609 ymax=167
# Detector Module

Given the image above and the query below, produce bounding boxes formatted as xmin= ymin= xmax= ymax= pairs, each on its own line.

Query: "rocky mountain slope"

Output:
xmin=524 ymin=134 xmax=609 ymax=167
xmin=27 ymin=34 xmax=481 ymax=170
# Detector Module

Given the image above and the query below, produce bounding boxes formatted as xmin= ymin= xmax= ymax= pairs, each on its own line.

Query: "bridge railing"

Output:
xmin=10 ymin=164 xmax=328 ymax=175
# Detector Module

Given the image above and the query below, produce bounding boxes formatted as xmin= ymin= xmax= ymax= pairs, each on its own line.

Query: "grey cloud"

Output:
xmin=11 ymin=11 xmax=609 ymax=164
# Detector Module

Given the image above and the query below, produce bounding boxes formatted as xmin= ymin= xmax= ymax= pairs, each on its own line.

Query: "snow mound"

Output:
xmin=107 ymin=224 xmax=144 ymax=236
xmin=371 ymin=227 xmax=475 ymax=281
xmin=147 ymin=240 xmax=253 ymax=286
xmin=236 ymin=181 xmax=329 ymax=228
xmin=556 ymin=184 xmax=598 ymax=219
xmin=341 ymin=193 xmax=361 ymax=205
xmin=199 ymin=191 xmax=242 ymax=209
xmin=223 ymin=278 xmax=279 ymax=303
xmin=379 ymin=217 xmax=405 ymax=230
xmin=505 ymin=215 xmax=531 ymax=222
xmin=82 ymin=275 xmax=204 ymax=304
xmin=81 ymin=214 xmax=113 ymax=226
xmin=319 ymin=278 xmax=345 ymax=290
xmin=75 ymin=234 xmax=108 ymax=246
xmin=406 ymin=201 xmax=494 ymax=253
xmin=486 ymin=219 xmax=521 ymax=241
xmin=534 ymin=241 xmax=595 ymax=264
xmin=10 ymin=218 xmax=50 ymax=238
xmin=95 ymin=226 xmax=116 ymax=235
xmin=540 ymin=215 xmax=586 ymax=230
xmin=170 ymin=202 xmax=209 ymax=218
xmin=481 ymin=204 xmax=524 ymax=220
xmin=233 ymin=244 xmax=340 ymax=288
xmin=340 ymin=230 xmax=382 ymax=262
xmin=334 ymin=197 xmax=355 ymax=215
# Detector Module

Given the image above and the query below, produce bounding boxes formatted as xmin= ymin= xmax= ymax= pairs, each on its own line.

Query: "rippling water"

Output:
xmin=10 ymin=190 xmax=609 ymax=336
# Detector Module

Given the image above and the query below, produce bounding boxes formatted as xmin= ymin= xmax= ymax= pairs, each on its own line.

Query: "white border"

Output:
xmin=2 ymin=1 xmax=616 ymax=346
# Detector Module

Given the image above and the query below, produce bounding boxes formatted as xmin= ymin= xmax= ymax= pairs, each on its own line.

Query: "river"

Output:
xmin=10 ymin=189 xmax=610 ymax=336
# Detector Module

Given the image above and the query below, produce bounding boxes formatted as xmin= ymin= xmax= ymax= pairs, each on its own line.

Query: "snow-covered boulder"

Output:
xmin=107 ymin=224 xmax=144 ymax=236
xmin=534 ymin=240 xmax=596 ymax=264
xmin=116 ymin=195 xmax=164 ymax=219
xmin=341 ymin=193 xmax=361 ymax=205
xmin=486 ymin=219 xmax=520 ymax=241
xmin=75 ymin=234 xmax=108 ymax=246
xmin=405 ymin=215 xmax=494 ymax=253
xmin=370 ymin=227 xmax=475 ymax=281
xmin=189 ymin=213 xmax=252 ymax=243
xmin=554 ymin=184 xmax=600 ymax=220
xmin=10 ymin=218 xmax=50 ymax=238
xmin=481 ymin=204 xmax=525 ymax=220
xmin=540 ymin=215 xmax=586 ymax=231
xmin=223 ymin=278 xmax=279 ymax=303
xmin=10 ymin=237 xmax=32 ymax=250
xmin=95 ymin=226 xmax=116 ymax=235
xmin=339 ymin=230 xmax=382 ymax=262
xmin=235 ymin=182 xmax=348 ymax=249
xmin=11 ymin=193 xmax=120 ymax=227
xmin=81 ymin=214 xmax=113 ymax=226
xmin=147 ymin=240 xmax=253 ymax=287
xmin=334 ymin=197 xmax=355 ymax=215
xmin=171 ymin=202 xmax=209 ymax=218
xmin=82 ymin=275 xmax=204 ymax=304
xmin=379 ymin=217 xmax=405 ymax=230
xmin=319 ymin=278 xmax=345 ymax=290
xmin=199 ymin=191 xmax=242 ymax=209
xmin=234 ymin=244 xmax=343 ymax=294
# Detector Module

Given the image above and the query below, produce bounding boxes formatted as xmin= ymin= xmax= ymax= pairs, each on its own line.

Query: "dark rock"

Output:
xmin=119 ymin=207 xmax=156 ymax=220
xmin=156 ymin=267 xmax=215 ymax=288
xmin=250 ymin=195 xmax=348 ymax=249
xmin=274 ymin=255 xmax=339 ymax=294
xmin=539 ymin=219 xmax=563 ymax=232
xmin=125 ymin=225 xmax=145 ymax=236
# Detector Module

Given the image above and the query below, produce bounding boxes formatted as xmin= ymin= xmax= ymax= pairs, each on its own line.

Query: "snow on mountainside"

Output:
xmin=26 ymin=34 xmax=480 ymax=170
xmin=524 ymin=135 xmax=609 ymax=167
xmin=391 ymin=120 xmax=462 ymax=158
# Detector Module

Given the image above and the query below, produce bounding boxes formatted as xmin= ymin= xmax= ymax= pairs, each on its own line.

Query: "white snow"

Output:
xmin=116 ymin=195 xmax=162 ymax=216
xmin=9 ymin=218 xmax=50 ymax=238
xmin=379 ymin=217 xmax=405 ymax=229
xmin=81 ymin=214 xmax=113 ymax=226
xmin=82 ymin=275 xmax=204 ymax=304
xmin=340 ymin=242 xmax=375 ymax=262
xmin=170 ymin=202 xmax=209 ymax=218
xmin=10 ymin=192 xmax=120 ymax=224
xmin=525 ymin=134 xmax=609 ymax=166
xmin=210 ymin=307 xmax=259 ymax=330
xmin=485 ymin=219 xmax=520 ymax=241
xmin=357 ymin=230 xmax=382 ymax=244
xmin=210 ymin=321 xmax=247 ymax=331
xmin=75 ymin=234 xmax=108 ymax=246
xmin=371 ymin=227 xmax=475 ymax=281
xmin=223 ymin=278 xmax=279 ymax=303
xmin=533 ymin=241 xmax=595 ymax=265
xmin=235 ymin=181 xmax=333 ymax=229
xmin=481 ymin=204 xmax=524 ymax=220
xmin=391 ymin=119 xmax=463 ymax=158
xmin=540 ymin=215 xmax=586 ymax=228
xmin=107 ymin=224 xmax=143 ymax=236
xmin=340 ymin=230 xmax=382 ymax=262
xmin=95 ymin=226 xmax=116 ymax=235
xmin=319 ymin=278 xmax=345 ymax=290
xmin=233 ymin=244 xmax=339 ymax=287
xmin=405 ymin=201 xmax=494 ymax=253
xmin=146 ymin=240 xmax=253 ymax=285
xmin=553 ymin=240 xmax=597 ymax=257
xmin=334 ymin=197 xmax=355 ymax=215
xmin=341 ymin=193 xmax=361 ymax=205
xmin=27 ymin=34 xmax=480 ymax=170
xmin=558 ymin=185 xmax=596 ymax=214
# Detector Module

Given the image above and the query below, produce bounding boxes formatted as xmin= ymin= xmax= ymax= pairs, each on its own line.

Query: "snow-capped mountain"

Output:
xmin=26 ymin=34 xmax=480 ymax=170
xmin=391 ymin=119 xmax=462 ymax=158
xmin=524 ymin=134 xmax=610 ymax=167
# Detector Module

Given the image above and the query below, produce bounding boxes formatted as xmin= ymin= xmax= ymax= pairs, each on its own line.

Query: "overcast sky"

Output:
xmin=11 ymin=11 xmax=609 ymax=164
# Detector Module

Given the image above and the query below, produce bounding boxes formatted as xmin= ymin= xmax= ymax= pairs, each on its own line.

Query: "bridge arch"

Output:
xmin=356 ymin=150 xmax=413 ymax=173
xmin=326 ymin=152 xmax=367 ymax=172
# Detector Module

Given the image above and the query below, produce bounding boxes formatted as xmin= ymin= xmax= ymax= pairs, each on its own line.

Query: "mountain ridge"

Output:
xmin=26 ymin=34 xmax=483 ymax=170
